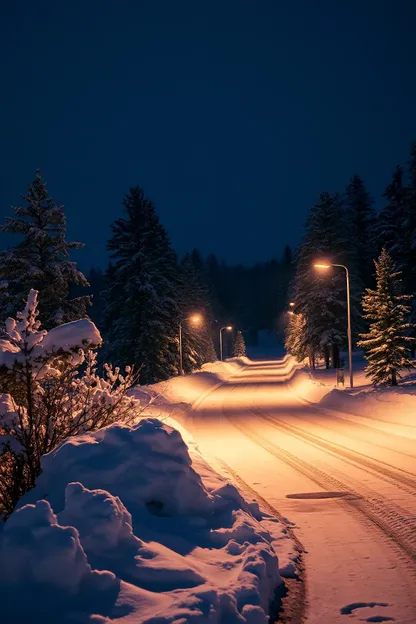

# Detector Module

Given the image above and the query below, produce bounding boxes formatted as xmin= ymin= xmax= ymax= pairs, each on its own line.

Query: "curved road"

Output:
xmin=189 ymin=358 xmax=416 ymax=623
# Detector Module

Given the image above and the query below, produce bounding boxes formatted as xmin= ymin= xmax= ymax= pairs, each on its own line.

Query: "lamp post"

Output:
xmin=179 ymin=314 xmax=203 ymax=375
xmin=219 ymin=326 xmax=233 ymax=361
xmin=313 ymin=262 xmax=353 ymax=388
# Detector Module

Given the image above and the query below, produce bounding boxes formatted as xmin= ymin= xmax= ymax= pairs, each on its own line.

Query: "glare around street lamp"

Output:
xmin=314 ymin=263 xmax=331 ymax=269
xmin=189 ymin=314 xmax=203 ymax=324
xmin=226 ymin=325 xmax=232 ymax=331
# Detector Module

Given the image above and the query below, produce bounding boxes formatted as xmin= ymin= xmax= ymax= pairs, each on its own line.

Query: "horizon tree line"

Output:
xmin=0 ymin=174 xmax=255 ymax=383
xmin=2 ymin=140 xmax=416 ymax=386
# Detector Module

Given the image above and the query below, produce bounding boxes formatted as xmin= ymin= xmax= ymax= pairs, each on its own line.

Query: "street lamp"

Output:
xmin=289 ymin=302 xmax=295 ymax=307
xmin=179 ymin=313 xmax=203 ymax=376
xmin=219 ymin=325 xmax=233 ymax=361
xmin=313 ymin=262 xmax=353 ymax=388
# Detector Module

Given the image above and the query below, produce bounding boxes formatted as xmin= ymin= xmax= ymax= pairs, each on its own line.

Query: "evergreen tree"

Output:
xmin=358 ymin=249 xmax=414 ymax=386
xmin=85 ymin=266 xmax=106 ymax=329
xmin=377 ymin=165 xmax=408 ymax=267
xmin=232 ymin=330 xmax=246 ymax=357
xmin=291 ymin=192 xmax=359 ymax=367
xmin=345 ymin=174 xmax=376 ymax=288
xmin=0 ymin=171 xmax=90 ymax=327
xmin=105 ymin=186 xmax=180 ymax=384
xmin=285 ymin=312 xmax=307 ymax=362
xmin=179 ymin=249 xmax=217 ymax=371
xmin=404 ymin=143 xmax=416 ymax=296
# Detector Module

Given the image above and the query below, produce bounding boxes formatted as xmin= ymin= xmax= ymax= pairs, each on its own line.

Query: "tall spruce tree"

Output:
xmin=377 ymin=165 xmax=408 ymax=268
xmin=105 ymin=186 xmax=180 ymax=383
xmin=285 ymin=312 xmax=307 ymax=362
xmin=345 ymin=174 xmax=376 ymax=289
xmin=232 ymin=330 xmax=246 ymax=357
xmin=86 ymin=266 xmax=106 ymax=329
xmin=0 ymin=171 xmax=90 ymax=327
xmin=358 ymin=249 xmax=414 ymax=385
xmin=179 ymin=249 xmax=217 ymax=371
xmin=291 ymin=192 xmax=359 ymax=367
xmin=404 ymin=143 xmax=416 ymax=297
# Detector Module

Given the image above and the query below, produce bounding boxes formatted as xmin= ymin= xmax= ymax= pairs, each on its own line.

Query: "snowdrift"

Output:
xmin=0 ymin=417 xmax=293 ymax=623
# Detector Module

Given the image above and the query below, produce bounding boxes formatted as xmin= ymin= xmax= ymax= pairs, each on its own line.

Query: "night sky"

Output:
xmin=1 ymin=0 xmax=416 ymax=269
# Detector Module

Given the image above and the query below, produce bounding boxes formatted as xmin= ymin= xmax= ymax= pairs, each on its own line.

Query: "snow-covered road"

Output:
xmin=188 ymin=358 xmax=416 ymax=624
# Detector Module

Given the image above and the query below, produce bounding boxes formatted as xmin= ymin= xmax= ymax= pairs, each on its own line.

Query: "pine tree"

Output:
xmin=179 ymin=250 xmax=217 ymax=371
xmin=377 ymin=165 xmax=408 ymax=268
xmin=285 ymin=312 xmax=307 ymax=362
xmin=404 ymin=143 xmax=416 ymax=297
xmin=104 ymin=186 xmax=180 ymax=384
xmin=291 ymin=192 xmax=359 ymax=367
xmin=345 ymin=174 xmax=376 ymax=289
xmin=358 ymin=249 xmax=414 ymax=386
xmin=0 ymin=171 xmax=90 ymax=327
xmin=232 ymin=330 xmax=246 ymax=357
xmin=86 ymin=266 xmax=106 ymax=329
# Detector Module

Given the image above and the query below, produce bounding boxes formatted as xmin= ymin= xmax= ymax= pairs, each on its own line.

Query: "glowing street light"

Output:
xmin=314 ymin=262 xmax=353 ymax=388
xmin=289 ymin=302 xmax=295 ymax=307
xmin=179 ymin=313 xmax=203 ymax=376
xmin=220 ymin=325 xmax=233 ymax=361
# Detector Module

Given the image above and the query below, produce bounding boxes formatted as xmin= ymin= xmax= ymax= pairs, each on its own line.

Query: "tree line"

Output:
xmin=1 ymin=173 xmax=297 ymax=384
xmin=286 ymin=142 xmax=416 ymax=385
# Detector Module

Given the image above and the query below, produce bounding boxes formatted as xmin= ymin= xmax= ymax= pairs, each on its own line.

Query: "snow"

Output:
xmin=289 ymin=351 xmax=416 ymax=435
xmin=167 ymin=354 xmax=416 ymax=623
xmin=0 ymin=416 xmax=290 ymax=623
xmin=0 ymin=291 xmax=101 ymax=372
xmin=148 ymin=357 xmax=251 ymax=407
xmin=40 ymin=317 xmax=102 ymax=354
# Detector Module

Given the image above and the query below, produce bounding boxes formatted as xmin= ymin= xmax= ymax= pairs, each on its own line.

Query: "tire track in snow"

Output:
xmin=224 ymin=398 xmax=416 ymax=565
xmin=252 ymin=404 xmax=416 ymax=498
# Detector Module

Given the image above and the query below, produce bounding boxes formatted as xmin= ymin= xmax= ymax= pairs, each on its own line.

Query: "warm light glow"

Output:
xmin=314 ymin=263 xmax=331 ymax=269
xmin=289 ymin=302 xmax=295 ymax=307
xmin=189 ymin=313 xmax=203 ymax=325
xmin=226 ymin=326 xmax=233 ymax=331
xmin=288 ymin=310 xmax=294 ymax=315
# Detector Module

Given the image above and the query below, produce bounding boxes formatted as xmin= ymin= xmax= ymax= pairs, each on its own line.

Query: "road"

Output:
xmin=189 ymin=358 xmax=416 ymax=624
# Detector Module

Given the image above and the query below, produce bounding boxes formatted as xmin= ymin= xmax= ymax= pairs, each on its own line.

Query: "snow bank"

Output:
xmin=288 ymin=356 xmax=416 ymax=434
xmin=318 ymin=387 xmax=416 ymax=434
xmin=148 ymin=357 xmax=249 ymax=408
xmin=1 ymin=418 xmax=290 ymax=623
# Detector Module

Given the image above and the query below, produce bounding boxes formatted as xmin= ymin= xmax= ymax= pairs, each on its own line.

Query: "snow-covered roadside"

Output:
xmin=289 ymin=354 xmax=416 ymax=436
xmin=0 ymin=392 xmax=297 ymax=623
xmin=129 ymin=357 xmax=250 ymax=426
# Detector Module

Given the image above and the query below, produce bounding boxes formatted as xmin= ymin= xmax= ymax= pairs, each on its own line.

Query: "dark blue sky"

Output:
xmin=1 ymin=0 xmax=416 ymax=268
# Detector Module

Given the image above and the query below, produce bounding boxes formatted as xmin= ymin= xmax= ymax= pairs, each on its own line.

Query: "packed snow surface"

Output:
xmin=0 ymin=417 xmax=293 ymax=623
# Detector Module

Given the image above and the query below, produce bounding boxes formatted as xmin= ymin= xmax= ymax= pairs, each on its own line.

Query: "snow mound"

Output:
xmin=1 ymin=418 xmax=287 ymax=623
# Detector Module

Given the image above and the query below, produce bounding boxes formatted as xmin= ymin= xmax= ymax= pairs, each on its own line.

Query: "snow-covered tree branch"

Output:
xmin=0 ymin=290 xmax=140 ymax=516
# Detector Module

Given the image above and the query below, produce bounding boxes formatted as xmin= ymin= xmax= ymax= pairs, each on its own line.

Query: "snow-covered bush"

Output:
xmin=0 ymin=290 xmax=140 ymax=516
